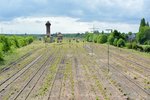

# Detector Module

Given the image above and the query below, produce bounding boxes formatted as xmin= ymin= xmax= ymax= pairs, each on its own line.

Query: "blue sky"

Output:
xmin=0 ymin=0 xmax=150 ymax=34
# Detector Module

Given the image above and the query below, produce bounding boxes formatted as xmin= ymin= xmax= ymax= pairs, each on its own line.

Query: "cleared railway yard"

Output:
xmin=0 ymin=41 xmax=149 ymax=100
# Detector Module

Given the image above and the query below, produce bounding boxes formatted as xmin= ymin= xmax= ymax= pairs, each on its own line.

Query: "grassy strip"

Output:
xmin=0 ymin=41 xmax=45 ymax=69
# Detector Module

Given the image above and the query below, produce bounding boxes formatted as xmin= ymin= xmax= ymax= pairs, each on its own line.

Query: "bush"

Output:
xmin=132 ymin=42 xmax=138 ymax=50
xmin=126 ymin=43 xmax=132 ymax=49
xmin=143 ymin=46 xmax=150 ymax=52
xmin=108 ymin=35 xmax=115 ymax=45
xmin=97 ymin=34 xmax=107 ymax=44
xmin=93 ymin=34 xmax=98 ymax=43
xmin=0 ymin=43 xmax=4 ymax=61
xmin=0 ymin=36 xmax=11 ymax=52
xmin=144 ymin=40 xmax=150 ymax=45
xmin=137 ymin=45 xmax=143 ymax=51
xmin=117 ymin=38 xmax=125 ymax=47
xmin=26 ymin=36 xmax=34 ymax=44
xmin=13 ymin=36 xmax=20 ymax=48
xmin=113 ymin=38 xmax=118 ymax=46
xmin=0 ymin=50 xmax=3 ymax=61
xmin=85 ymin=33 xmax=93 ymax=42
xmin=0 ymin=35 xmax=34 ymax=61
xmin=8 ymin=36 xmax=19 ymax=48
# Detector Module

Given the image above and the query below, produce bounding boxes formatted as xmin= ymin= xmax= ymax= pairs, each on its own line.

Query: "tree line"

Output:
xmin=0 ymin=35 xmax=34 ymax=61
xmin=85 ymin=18 xmax=150 ymax=52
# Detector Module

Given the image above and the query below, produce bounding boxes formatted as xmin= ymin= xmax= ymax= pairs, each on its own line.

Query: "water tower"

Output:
xmin=45 ymin=21 xmax=51 ymax=37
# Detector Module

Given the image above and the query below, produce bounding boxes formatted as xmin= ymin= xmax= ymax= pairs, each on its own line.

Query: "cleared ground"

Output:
xmin=0 ymin=40 xmax=149 ymax=100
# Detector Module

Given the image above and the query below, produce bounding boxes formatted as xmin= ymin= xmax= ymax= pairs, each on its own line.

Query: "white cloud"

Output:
xmin=0 ymin=16 xmax=139 ymax=34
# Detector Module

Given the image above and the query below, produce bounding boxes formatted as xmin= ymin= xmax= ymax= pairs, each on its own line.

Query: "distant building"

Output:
xmin=57 ymin=32 xmax=63 ymax=43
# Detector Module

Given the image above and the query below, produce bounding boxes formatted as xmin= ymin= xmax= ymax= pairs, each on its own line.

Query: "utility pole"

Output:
xmin=89 ymin=25 xmax=100 ymax=56
xmin=89 ymin=24 xmax=100 ymax=33
xmin=105 ymin=29 xmax=112 ymax=73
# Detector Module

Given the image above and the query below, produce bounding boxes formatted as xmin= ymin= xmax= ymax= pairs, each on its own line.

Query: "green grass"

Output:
xmin=0 ymin=41 xmax=45 ymax=69
xmin=99 ymin=43 xmax=150 ymax=58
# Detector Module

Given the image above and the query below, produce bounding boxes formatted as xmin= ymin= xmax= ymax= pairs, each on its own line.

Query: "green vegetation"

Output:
xmin=97 ymin=34 xmax=107 ymax=44
xmin=117 ymin=38 xmax=125 ymax=47
xmin=137 ymin=18 xmax=150 ymax=45
xmin=107 ymin=35 xmax=115 ymax=45
xmin=85 ymin=18 xmax=150 ymax=52
xmin=85 ymin=29 xmax=127 ymax=47
xmin=85 ymin=33 xmax=108 ymax=44
xmin=0 ymin=35 xmax=34 ymax=62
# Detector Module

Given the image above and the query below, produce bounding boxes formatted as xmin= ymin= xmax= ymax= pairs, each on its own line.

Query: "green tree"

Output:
xmin=139 ymin=18 xmax=146 ymax=32
xmin=101 ymin=31 xmax=104 ymax=34
xmin=97 ymin=34 xmax=107 ymax=44
xmin=93 ymin=34 xmax=98 ymax=43
xmin=128 ymin=32 xmax=132 ymax=35
xmin=140 ymin=18 xmax=146 ymax=27
xmin=146 ymin=22 xmax=149 ymax=27
xmin=85 ymin=33 xmax=93 ymax=42
xmin=117 ymin=38 xmax=125 ymax=47
xmin=120 ymin=33 xmax=127 ymax=40
xmin=108 ymin=35 xmax=115 ymax=45
xmin=112 ymin=30 xmax=121 ymax=39
xmin=136 ymin=26 xmax=150 ymax=44
xmin=113 ymin=38 xmax=118 ymax=46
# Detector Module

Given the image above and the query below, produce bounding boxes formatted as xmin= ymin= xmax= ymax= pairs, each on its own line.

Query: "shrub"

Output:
xmin=117 ymin=38 xmax=125 ymax=47
xmin=13 ymin=36 xmax=20 ymax=48
xmin=0 ymin=36 xmax=11 ymax=52
xmin=144 ymin=40 xmax=150 ymax=45
xmin=126 ymin=43 xmax=132 ymax=49
xmin=143 ymin=46 xmax=150 ymax=52
xmin=132 ymin=42 xmax=138 ymax=50
xmin=137 ymin=45 xmax=143 ymax=51
xmin=26 ymin=36 xmax=34 ymax=44
xmin=0 ymin=50 xmax=3 ymax=61
xmin=8 ymin=36 xmax=19 ymax=48
xmin=113 ymin=38 xmax=118 ymax=46
xmin=97 ymin=34 xmax=107 ymax=44
xmin=0 ymin=43 xmax=4 ymax=61
xmin=93 ymin=34 xmax=98 ymax=43
xmin=108 ymin=35 xmax=115 ymax=45
xmin=85 ymin=33 xmax=93 ymax=42
xmin=0 ymin=35 xmax=34 ymax=61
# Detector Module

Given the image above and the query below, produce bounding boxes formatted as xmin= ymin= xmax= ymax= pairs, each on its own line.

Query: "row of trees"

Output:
xmin=85 ymin=18 xmax=150 ymax=52
xmin=0 ymin=35 xmax=34 ymax=61
xmin=85 ymin=30 xmax=128 ymax=47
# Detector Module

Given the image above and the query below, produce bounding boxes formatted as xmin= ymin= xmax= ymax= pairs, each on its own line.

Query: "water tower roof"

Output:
xmin=46 ymin=21 xmax=51 ymax=26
